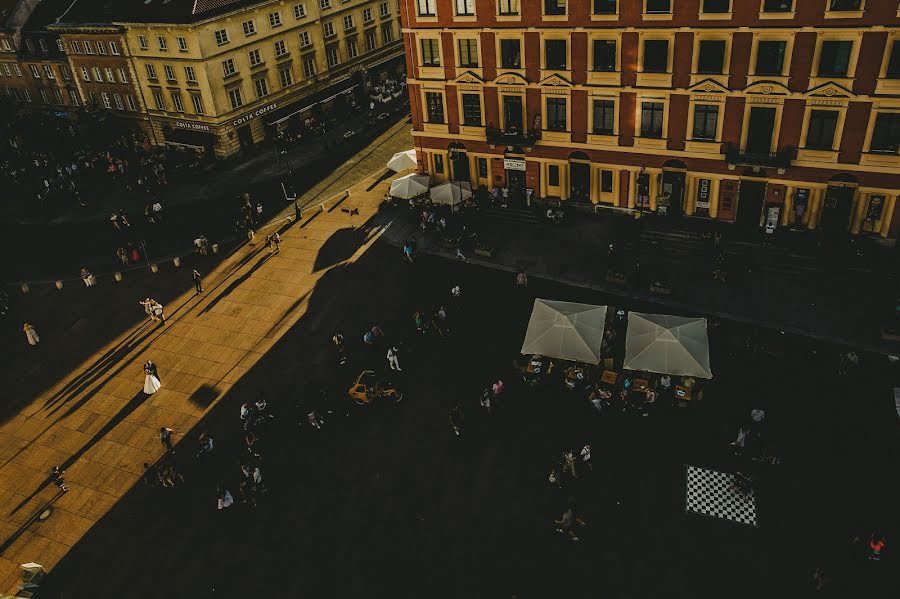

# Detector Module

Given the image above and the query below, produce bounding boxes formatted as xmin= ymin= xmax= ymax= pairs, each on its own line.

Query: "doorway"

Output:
xmin=570 ymin=162 xmax=590 ymax=202
xmin=820 ymin=185 xmax=854 ymax=233
xmin=745 ymin=107 xmax=776 ymax=154
xmin=736 ymin=179 xmax=766 ymax=227
xmin=503 ymin=96 xmax=523 ymax=133
xmin=451 ymin=152 xmax=469 ymax=182
xmin=661 ymin=171 xmax=686 ymax=218
xmin=237 ymin=125 xmax=254 ymax=150
xmin=506 ymin=168 xmax=525 ymax=203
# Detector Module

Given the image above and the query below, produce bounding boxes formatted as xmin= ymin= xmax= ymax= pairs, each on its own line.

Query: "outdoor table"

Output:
xmin=633 ymin=378 xmax=650 ymax=392
xmin=601 ymin=370 xmax=618 ymax=385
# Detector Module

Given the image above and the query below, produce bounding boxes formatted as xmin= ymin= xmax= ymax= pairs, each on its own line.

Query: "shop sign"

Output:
xmin=232 ymin=102 xmax=278 ymax=127
xmin=175 ymin=121 xmax=211 ymax=132
xmin=503 ymin=158 xmax=526 ymax=171
xmin=695 ymin=178 xmax=711 ymax=210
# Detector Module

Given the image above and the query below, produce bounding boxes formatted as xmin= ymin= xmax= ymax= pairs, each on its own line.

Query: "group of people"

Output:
xmin=139 ymin=298 xmax=167 ymax=324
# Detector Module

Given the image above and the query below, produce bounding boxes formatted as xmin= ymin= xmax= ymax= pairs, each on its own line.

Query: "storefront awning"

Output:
xmin=267 ymin=77 xmax=360 ymax=126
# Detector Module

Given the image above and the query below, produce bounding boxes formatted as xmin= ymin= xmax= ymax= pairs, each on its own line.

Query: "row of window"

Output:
xmin=0 ymin=62 xmax=72 ymax=81
xmin=149 ymin=24 xmax=393 ymax=115
xmin=417 ymin=0 xmax=869 ymax=19
xmin=70 ymin=39 xmax=123 ymax=56
xmin=217 ymin=24 xmax=391 ymax=81
xmin=18 ymin=38 xmax=65 ymax=54
xmin=81 ymin=66 xmax=130 ymax=85
xmin=212 ymin=2 xmax=392 ymax=46
xmin=421 ymin=89 xmax=899 ymax=155
xmin=3 ymin=86 xmax=77 ymax=106
xmin=420 ymin=33 xmax=900 ymax=82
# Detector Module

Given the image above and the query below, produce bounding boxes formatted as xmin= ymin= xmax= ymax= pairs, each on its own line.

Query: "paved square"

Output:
xmin=685 ymin=465 xmax=757 ymax=527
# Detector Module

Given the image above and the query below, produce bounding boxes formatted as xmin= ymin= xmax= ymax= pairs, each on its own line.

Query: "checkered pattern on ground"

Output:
xmin=685 ymin=465 xmax=757 ymax=527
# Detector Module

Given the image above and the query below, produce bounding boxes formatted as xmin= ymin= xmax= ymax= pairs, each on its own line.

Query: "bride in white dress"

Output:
xmin=143 ymin=360 xmax=161 ymax=395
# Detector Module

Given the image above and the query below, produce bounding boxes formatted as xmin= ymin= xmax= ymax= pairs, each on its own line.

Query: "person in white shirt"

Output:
xmin=580 ymin=444 xmax=592 ymax=471
xmin=387 ymin=346 xmax=401 ymax=371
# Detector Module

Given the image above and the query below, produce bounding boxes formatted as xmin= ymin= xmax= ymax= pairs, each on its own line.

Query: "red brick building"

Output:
xmin=402 ymin=0 xmax=900 ymax=240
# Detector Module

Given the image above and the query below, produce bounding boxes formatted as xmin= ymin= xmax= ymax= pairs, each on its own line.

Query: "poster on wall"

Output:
xmin=793 ymin=188 xmax=809 ymax=222
xmin=695 ymin=178 xmax=712 ymax=210
xmin=863 ymin=195 xmax=885 ymax=232
xmin=718 ymin=180 xmax=738 ymax=221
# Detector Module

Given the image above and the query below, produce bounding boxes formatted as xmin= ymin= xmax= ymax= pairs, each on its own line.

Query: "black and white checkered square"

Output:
xmin=685 ymin=465 xmax=757 ymax=527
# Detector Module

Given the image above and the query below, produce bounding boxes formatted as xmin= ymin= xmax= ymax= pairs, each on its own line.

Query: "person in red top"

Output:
xmin=868 ymin=530 xmax=886 ymax=560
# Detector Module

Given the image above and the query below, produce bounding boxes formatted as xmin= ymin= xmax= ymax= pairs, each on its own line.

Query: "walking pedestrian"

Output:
xmin=449 ymin=402 xmax=464 ymax=437
xmin=23 ymin=323 xmax=39 ymax=346
xmin=272 ymin=232 xmax=281 ymax=253
xmin=387 ymin=346 xmax=402 ymax=371
xmin=192 ymin=269 xmax=203 ymax=293
xmin=264 ymin=235 xmax=273 ymax=252
xmin=580 ymin=444 xmax=592 ymax=472
xmin=143 ymin=360 xmax=161 ymax=395
xmin=554 ymin=497 xmax=586 ymax=542
xmin=152 ymin=301 xmax=166 ymax=324
xmin=194 ymin=431 xmax=214 ymax=459
xmin=50 ymin=466 xmax=69 ymax=492
xmin=140 ymin=298 xmax=155 ymax=320
xmin=159 ymin=427 xmax=175 ymax=453
xmin=217 ymin=485 xmax=234 ymax=510
xmin=256 ymin=201 xmax=263 ymax=219
xmin=516 ymin=271 xmax=528 ymax=288
xmin=564 ymin=449 xmax=578 ymax=479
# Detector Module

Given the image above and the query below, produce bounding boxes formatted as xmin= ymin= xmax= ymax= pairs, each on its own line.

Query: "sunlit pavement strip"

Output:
xmin=0 ymin=174 xmax=394 ymax=593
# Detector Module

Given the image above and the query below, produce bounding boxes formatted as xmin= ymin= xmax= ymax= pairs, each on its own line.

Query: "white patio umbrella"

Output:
xmin=623 ymin=312 xmax=713 ymax=378
xmin=387 ymin=149 xmax=418 ymax=172
xmin=520 ymin=299 xmax=608 ymax=365
xmin=429 ymin=181 xmax=472 ymax=208
xmin=389 ymin=174 xmax=430 ymax=199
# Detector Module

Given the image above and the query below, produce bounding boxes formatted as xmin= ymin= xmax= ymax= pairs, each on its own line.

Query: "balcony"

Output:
xmin=486 ymin=126 xmax=539 ymax=148
xmin=724 ymin=143 xmax=795 ymax=169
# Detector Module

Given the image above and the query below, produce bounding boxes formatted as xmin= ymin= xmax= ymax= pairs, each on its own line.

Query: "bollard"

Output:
xmin=173 ymin=257 xmax=181 ymax=268
xmin=114 ymin=272 xmax=123 ymax=282
xmin=55 ymin=280 xmax=63 ymax=290
xmin=150 ymin=263 xmax=159 ymax=274
xmin=20 ymin=282 xmax=29 ymax=294
xmin=212 ymin=243 xmax=219 ymax=254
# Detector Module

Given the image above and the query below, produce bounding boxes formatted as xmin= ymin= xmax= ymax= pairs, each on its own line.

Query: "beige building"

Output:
xmin=56 ymin=0 xmax=404 ymax=157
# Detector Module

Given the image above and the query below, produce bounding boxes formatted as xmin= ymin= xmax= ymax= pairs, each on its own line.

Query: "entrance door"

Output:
xmin=506 ymin=169 xmax=525 ymax=203
xmin=503 ymin=96 xmax=523 ymax=133
xmin=745 ymin=107 xmax=776 ymax=154
xmin=237 ymin=125 xmax=254 ymax=150
xmin=451 ymin=153 xmax=469 ymax=182
xmin=570 ymin=162 xmax=590 ymax=202
xmin=820 ymin=185 xmax=854 ymax=233
xmin=661 ymin=171 xmax=686 ymax=218
xmin=736 ymin=180 xmax=767 ymax=227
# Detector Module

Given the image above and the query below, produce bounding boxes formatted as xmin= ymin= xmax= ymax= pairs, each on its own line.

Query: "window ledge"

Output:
xmin=685 ymin=140 xmax=722 ymax=154
xmin=859 ymin=152 xmax=899 ymax=167
xmin=747 ymin=74 xmax=788 ymax=85
xmin=875 ymin=79 xmax=900 ymax=95
xmin=634 ymin=137 xmax=668 ymax=149
xmin=698 ymin=12 xmax=732 ymax=20
xmin=453 ymin=15 xmax=478 ymax=22
xmin=418 ymin=66 xmax=444 ymax=80
xmin=797 ymin=148 xmax=838 ymax=162
xmin=759 ymin=11 xmax=795 ymax=19
xmin=636 ymin=72 xmax=672 ymax=87
xmin=642 ymin=13 xmax=673 ymax=21
xmin=496 ymin=14 xmax=522 ymax=22
xmin=540 ymin=69 xmax=571 ymax=80
xmin=588 ymin=71 xmax=621 ymax=86
xmin=690 ymin=73 xmax=728 ymax=87
xmin=823 ymin=10 xmax=864 ymax=19
xmin=591 ymin=13 xmax=619 ymax=21
xmin=459 ymin=125 xmax=484 ymax=136
xmin=587 ymin=133 xmax=618 ymax=146
xmin=413 ymin=16 xmax=438 ymax=23
xmin=541 ymin=15 xmax=569 ymax=22
xmin=542 ymin=130 xmax=571 ymax=143
xmin=423 ymin=122 xmax=448 ymax=134
xmin=808 ymin=76 xmax=853 ymax=89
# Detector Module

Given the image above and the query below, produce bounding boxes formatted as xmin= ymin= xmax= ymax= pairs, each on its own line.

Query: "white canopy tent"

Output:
xmin=387 ymin=149 xmax=418 ymax=172
xmin=389 ymin=174 xmax=430 ymax=199
xmin=623 ymin=312 xmax=713 ymax=379
xmin=520 ymin=299 xmax=608 ymax=365
xmin=429 ymin=181 xmax=472 ymax=209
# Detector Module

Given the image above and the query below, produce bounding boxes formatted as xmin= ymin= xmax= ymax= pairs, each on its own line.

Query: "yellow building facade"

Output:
xmin=114 ymin=0 xmax=403 ymax=157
